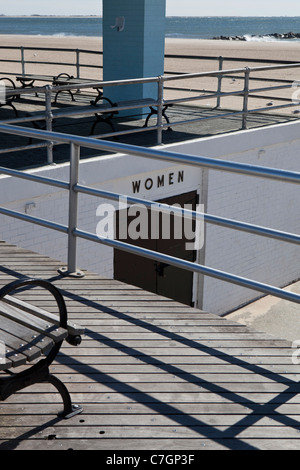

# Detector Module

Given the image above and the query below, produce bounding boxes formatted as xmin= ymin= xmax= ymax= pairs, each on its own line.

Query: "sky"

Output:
xmin=1 ymin=0 xmax=300 ymax=17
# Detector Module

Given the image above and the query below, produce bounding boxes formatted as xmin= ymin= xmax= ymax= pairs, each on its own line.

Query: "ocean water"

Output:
xmin=0 ymin=16 xmax=300 ymax=41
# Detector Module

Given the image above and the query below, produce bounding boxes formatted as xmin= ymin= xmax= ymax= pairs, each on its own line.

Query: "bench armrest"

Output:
xmin=0 ymin=278 xmax=82 ymax=345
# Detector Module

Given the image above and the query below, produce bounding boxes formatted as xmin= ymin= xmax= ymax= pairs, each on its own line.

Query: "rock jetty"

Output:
xmin=213 ymin=32 xmax=300 ymax=41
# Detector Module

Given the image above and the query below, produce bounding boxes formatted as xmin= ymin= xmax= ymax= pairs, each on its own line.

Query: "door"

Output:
xmin=114 ymin=191 xmax=197 ymax=306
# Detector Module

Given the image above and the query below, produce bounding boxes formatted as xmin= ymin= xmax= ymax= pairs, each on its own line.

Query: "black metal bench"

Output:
xmin=15 ymin=74 xmax=56 ymax=88
xmin=27 ymin=97 xmax=171 ymax=136
xmin=0 ymin=278 xmax=84 ymax=419
xmin=52 ymin=73 xmax=104 ymax=103
xmin=16 ymin=73 xmax=103 ymax=102
xmin=0 ymin=77 xmax=18 ymax=117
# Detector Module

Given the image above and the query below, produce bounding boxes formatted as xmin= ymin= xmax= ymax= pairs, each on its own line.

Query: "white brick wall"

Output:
xmin=1 ymin=120 xmax=300 ymax=315
xmin=167 ymin=121 xmax=300 ymax=314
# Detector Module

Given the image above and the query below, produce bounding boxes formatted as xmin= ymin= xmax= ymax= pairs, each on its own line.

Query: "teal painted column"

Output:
xmin=102 ymin=0 xmax=166 ymax=112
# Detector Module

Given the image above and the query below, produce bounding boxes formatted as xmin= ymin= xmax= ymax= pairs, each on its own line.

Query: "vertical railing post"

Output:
xmin=242 ymin=67 xmax=250 ymax=130
xmin=20 ymin=46 xmax=25 ymax=75
xmin=216 ymin=56 xmax=223 ymax=108
xmin=156 ymin=75 xmax=164 ymax=145
xmin=59 ymin=143 xmax=84 ymax=278
xmin=76 ymin=49 xmax=80 ymax=79
xmin=45 ymin=85 xmax=54 ymax=164
xmin=68 ymin=143 xmax=80 ymax=274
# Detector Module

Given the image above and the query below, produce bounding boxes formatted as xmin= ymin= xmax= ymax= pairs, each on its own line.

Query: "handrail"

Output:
xmin=1 ymin=123 xmax=300 ymax=184
xmin=163 ymin=62 xmax=300 ymax=82
xmin=0 ymin=45 xmax=103 ymax=78
xmin=1 ymin=43 xmax=299 ymax=78
xmin=1 ymin=58 xmax=300 ymax=164
xmin=0 ymin=122 xmax=299 ymax=308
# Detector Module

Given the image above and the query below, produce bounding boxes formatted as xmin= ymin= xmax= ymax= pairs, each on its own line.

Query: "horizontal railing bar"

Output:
xmin=164 ymin=82 xmax=295 ymax=105
xmin=0 ymin=114 xmax=47 ymax=124
xmin=78 ymin=64 xmax=103 ymax=68
xmin=164 ymin=71 xmax=295 ymax=85
xmin=158 ymin=101 xmax=300 ymax=128
xmin=0 ymin=59 xmax=23 ymax=64
xmin=92 ymin=123 xmax=158 ymax=140
xmin=248 ymin=101 xmax=300 ymax=114
xmin=0 ymin=142 xmax=48 ymax=154
xmin=0 ymin=46 xmax=102 ymax=54
xmin=165 ymin=53 xmax=300 ymax=66
xmin=164 ymin=87 xmax=292 ymax=104
xmin=163 ymin=63 xmax=300 ymax=82
xmin=18 ymin=60 xmax=78 ymax=67
xmin=52 ymin=77 xmax=159 ymax=92
xmin=164 ymin=68 xmax=247 ymax=81
xmin=248 ymin=84 xmax=292 ymax=94
xmin=248 ymin=94 xmax=294 ymax=102
xmin=164 ymin=86 xmax=215 ymax=94
xmin=223 ymin=75 xmax=295 ymax=84
xmin=163 ymin=90 xmax=245 ymax=106
xmin=0 ymin=123 xmax=300 ymax=184
xmin=0 ymin=46 xmax=297 ymax=66
xmin=1 ymin=77 xmax=160 ymax=98
xmin=75 ymin=183 xmax=300 ymax=245
xmin=0 ymin=165 xmax=69 ymax=189
xmin=0 ymin=207 xmax=68 ymax=233
xmin=38 ymin=101 xmax=160 ymax=119
xmin=18 ymin=60 xmax=103 ymax=69
xmin=74 ymin=228 xmax=300 ymax=305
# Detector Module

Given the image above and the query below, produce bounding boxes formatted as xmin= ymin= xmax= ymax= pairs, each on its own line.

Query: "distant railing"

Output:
xmin=1 ymin=43 xmax=299 ymax=79
xmin=0 ymin=122 xmax=300 ymax=308
xmin=0 ymin=45 xmax=102 ymax=78
xmin=1 ymin=44 xmax=300 ymax=105
xmin=1 ymin=60 xmax=300 ymax=165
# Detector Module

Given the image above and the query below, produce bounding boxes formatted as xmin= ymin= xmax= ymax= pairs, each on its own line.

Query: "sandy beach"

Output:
xmin=0 ymin=34 xmax=300 ymax=111
xmin=1 ymin=33 xmax=300 ymax=61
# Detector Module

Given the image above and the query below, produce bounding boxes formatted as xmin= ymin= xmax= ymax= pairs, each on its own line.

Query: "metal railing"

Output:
xmin=0 ymin=122 xmax=300 ymax=308
xmin=1 ymin=60 xmax=300 ymax=166
xmin=2 ymin=43 xmax=299 ymax=83
xmin=0 ymin=45 xmax=102 ymax=79
xmin=1 ymin=44 xmax=300 ymax=125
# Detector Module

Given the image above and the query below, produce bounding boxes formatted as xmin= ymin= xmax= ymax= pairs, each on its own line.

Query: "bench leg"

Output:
xmin=0 ymin=102 xmax=18 ymax=118
xmin=47 ymin=374 xmax=83 ymax=419
xmin=143 ymin=105 xmax=172 ymax=130
xmin=0 ymin=360 xmax=82 ymax=419
xmin=90 ymin=112 xmax=117 ymax=136
xmin=54 ymin=89 xmax=75 ymax=103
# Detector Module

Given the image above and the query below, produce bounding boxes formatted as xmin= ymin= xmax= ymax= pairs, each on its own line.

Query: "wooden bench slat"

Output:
xmin=0 ymin=311 xmax=55 ymax=357
xmin=0 ymin=302 xmax=68 ymax=343
xmin=0 ymin=329 xmax=29 ymax=369
xmin=3 ymin=296 xmax=84 ymax=337
xmin=0 ymin=315 xmax=50 ymax=357
xmin=16 ymin=74 xmax=54 ymax=82
xmin=0 ymin=358 xmax=12 ymax=371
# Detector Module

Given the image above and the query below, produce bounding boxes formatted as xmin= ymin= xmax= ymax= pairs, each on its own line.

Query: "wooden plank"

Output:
xmin=0 ymin=411 xmax=296 ymax=428
xmin=3 ymin=423 xmax=300 ymax=440
xmin=0 ymin=240 xmax=299 ymax=450
xmin=3 ymin=401 xmax=300 ymax=416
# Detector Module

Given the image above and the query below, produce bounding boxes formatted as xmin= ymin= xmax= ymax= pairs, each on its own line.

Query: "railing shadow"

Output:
xmin=0 ymin=268 xmax=299 ymax=449
xmin=41 ymin=276 xmax=300 ymax=448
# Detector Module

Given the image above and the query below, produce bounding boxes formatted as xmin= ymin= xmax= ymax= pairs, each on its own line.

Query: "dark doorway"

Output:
xmin=114 ymin=191 xmax=197 ymax=306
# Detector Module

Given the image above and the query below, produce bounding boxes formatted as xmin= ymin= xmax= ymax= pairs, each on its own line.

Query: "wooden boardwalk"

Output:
xmin=0 ymin=240 xmax=300 ymax=450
